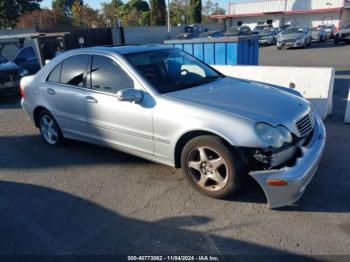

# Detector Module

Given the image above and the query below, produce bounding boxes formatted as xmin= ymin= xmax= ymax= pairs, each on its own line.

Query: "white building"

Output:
xmin=212 ymin=0 xmax=350 ymax=30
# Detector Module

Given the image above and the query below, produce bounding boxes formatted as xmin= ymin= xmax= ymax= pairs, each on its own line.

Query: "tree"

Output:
xmin=101 ymin=0 xmax=124 ymax=27
xmin=71 ymin=0 xmax=104 ymax=28
xmin=0 ymin=0 xmax=42 ymax=28
xmin=17 ymin=8 xmax=58 ymax=30
xmin=150 ymin=0 xmax=166 ymax=26
xmin=188 ymin=0 xmax=202 ymax=24
xmin=127 ymin=0 xmax=150 ymax=12
xmin=201 ymin=0 xmax=225 ymax=23
xmin=102 ymin=0 xmax=150 ymax=27
xmin=202 ymin=0 xmax=213 ymax=17
xmin=52 ymin=0 xmax=83 ymax=27
xmin=169 ymin=0 xmax=188 ymax=26
xmin=212 ymin=2 xmax=225 ymax=15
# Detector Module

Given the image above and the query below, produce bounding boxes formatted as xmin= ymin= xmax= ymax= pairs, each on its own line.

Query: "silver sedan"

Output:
xmin=20 ymin=45 xmax=326 ymax=208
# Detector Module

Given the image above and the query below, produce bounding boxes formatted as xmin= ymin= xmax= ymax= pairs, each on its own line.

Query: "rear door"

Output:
xmin=42 ymin=54 xmax=90 ymax=139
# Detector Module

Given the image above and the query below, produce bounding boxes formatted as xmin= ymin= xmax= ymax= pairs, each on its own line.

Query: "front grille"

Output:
xmin=284 ymin=39 xmax=295 ymax=43
xmin=0 ymin=76 xmax=11 ymax=84
xmin=296 ymin=112 xmax=314 ymax=137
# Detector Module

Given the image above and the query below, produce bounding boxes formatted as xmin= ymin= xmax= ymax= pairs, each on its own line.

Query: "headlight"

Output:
xmin=255 ymin=123 xmax=293 ymax=148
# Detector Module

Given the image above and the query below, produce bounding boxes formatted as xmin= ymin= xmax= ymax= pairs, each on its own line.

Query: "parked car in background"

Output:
xmin=224 ymin=26 xmax=252 ymax=36
xmin=321 ymin=24 xmax=336 ymax=39
xmin=14 ymin=46 xmax=40 ymax=75
xmin=175 ymin=24 xmax=208 ymax=40
xmin=0 ymin=54 xmax=28 ymax=96
xmin=310 ymin=27 xmax=327 ymax=42
xmin=279 ymin=24 xmax=292 ymax=31
xmin=334 ymin=23 xmax=350 ymax=44
xmin=174 ymin=32 xmax=194 ymax=40
xmin=252 ymin=24 xmax=272 ymax=34
xmin=20 ymin=45 xmax=326 ymax=209
xmin=200 ymin=30 xmax=224 ymax=38
xmin=276 ymin=27 xmax=312 ymax=49
xmin=259 ymin=28 xmax=279 ymax=45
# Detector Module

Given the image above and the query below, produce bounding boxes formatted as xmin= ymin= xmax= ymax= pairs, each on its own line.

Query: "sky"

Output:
xmin=40 ymin=0 xmax=249 ymax=11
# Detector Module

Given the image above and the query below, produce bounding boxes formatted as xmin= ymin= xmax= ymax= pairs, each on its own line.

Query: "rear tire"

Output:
xmin=38 ymin=110 xmax=64 ymax=146
xmin=180 ymin=135 xmax=245 ymax=199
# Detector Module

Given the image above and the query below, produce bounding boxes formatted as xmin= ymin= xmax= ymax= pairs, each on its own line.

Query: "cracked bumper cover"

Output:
xmin=249 ymin=114 xmax=326 ymax=209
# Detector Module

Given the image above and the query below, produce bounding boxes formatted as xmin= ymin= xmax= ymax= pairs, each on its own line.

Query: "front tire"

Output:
xmin=38 ymin=110 xmax=64 ymax=146
xmin=180 ymin=135 xmax=245 ymax=199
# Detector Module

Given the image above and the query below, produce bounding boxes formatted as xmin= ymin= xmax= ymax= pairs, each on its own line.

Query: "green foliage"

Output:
xmin=127 ymin=0 xmax=150 ymax=12
xmin=188 ymin=0 xmax=202 ymax=24
xmin=150 ymin=0 xmax=166 ymax=26
xmin=169 ymin=0 xmax=187 ymax=26
xmin=139 ymin=11 xmax=151 ymax=26
xmin=0 ymin=0 xmax=42 ymax=28
xmin=102 ymin=0 xmax=150 ymax=27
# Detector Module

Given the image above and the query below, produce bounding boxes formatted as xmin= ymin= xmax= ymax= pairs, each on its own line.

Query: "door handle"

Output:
xmin=47 ymin=88 xmax=55 ymax=95
xmin=85 ymin=96 xmax=98 ymax=103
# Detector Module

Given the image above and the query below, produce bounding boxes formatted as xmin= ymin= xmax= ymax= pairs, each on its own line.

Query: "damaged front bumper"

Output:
xmin=249 ymin=114 xmax=326 ymax=209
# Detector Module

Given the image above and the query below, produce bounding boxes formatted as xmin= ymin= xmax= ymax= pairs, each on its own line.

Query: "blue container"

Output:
xmin=164 ymin=35 xmax=259 ymax=65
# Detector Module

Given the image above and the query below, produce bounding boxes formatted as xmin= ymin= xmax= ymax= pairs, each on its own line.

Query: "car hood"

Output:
xmin=0 ymin=61 xmax=20 ymax=72
xmin=338 ymin=28 xmax=350 ymax=34
xmin=279 ymin=32 xmax=304 ymax=40
xmin=164 ymin=77 xmax=310 ymax=128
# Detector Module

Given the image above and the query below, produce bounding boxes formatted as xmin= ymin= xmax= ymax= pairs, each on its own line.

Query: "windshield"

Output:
xmin=200 ymin=31 xmax=215 ymax=37
xmin=125 ymin=48 xmax=223 ymax=94
xmin=260 ymin=29 xmax=272 ymax=35
xmin=282 ymin=28 xmax=304 ymax=34
xmin=0 ymin=55 xmax=8 ymax=64
xmin=343 ymin=23 xmax=350 ymax=29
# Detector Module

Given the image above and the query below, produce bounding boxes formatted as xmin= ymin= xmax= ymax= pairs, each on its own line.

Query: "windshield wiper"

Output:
xmin=174 ymin=75 xmax=223 ymax=91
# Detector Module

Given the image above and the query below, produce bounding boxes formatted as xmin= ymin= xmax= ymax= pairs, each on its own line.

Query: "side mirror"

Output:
xmin=116 ymin=88 xmax=143 ymax=103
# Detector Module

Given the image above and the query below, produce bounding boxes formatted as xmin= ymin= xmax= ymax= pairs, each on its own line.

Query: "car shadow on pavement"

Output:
xmin=303 ymin=41 xmax=339 ymax=49
xmin=0 ymin=134 xmax=150 ymax=170
xmin=0 ymin=180 xmax=320 ymax=259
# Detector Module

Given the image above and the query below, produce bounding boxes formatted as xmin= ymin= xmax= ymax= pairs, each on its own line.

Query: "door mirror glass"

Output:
xmin=116 ymin=88 xmax=143 ymax=103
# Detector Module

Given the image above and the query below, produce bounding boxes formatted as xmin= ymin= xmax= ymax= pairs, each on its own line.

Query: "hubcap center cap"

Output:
xmin=200 ymin=161 xmax=213 ymax=173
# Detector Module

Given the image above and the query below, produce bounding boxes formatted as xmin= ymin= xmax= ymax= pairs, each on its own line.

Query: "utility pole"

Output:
xmin=167 ymin=0 xmax=171 ymax=34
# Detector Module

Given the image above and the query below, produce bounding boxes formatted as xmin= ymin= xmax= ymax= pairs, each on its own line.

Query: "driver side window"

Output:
xmin=90 ymin=55 xmax=134 ymax=94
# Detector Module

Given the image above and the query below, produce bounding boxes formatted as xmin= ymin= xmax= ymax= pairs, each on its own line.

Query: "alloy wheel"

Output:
xmin=40 ymin=114 xmax=59 ymax=145
xmin=186 ymin=146 xmax=229 ymax=192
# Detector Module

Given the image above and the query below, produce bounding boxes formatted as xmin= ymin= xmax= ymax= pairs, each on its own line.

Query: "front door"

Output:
xmin=84 ymin=54 xmax=153 ymax=155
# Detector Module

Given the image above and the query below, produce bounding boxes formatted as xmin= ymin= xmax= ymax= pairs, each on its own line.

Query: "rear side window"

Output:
xmin=90 ymin=55 xmax=134 ymax=94
xmin=47 ymin=63 xmax=62 ymax=83
xmin=60 ymin=55 xmax=89 ymax=87
xmin=16 ymin=47 xmax=36 ymax=60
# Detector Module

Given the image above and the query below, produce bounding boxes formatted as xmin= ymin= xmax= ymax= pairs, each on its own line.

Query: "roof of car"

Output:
xmin=90 ymin=44 xmax=173 ymax=55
